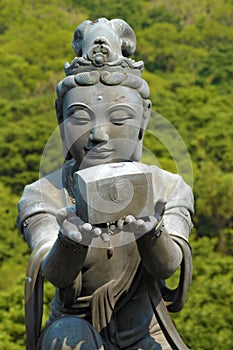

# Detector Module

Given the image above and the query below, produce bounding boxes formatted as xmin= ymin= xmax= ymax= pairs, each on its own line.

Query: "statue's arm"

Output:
xmin=22 ymin=212 xmax=88 ymax=288
xmin=41 ymin=229 xmax=88 ymax=288
xmin=136 ymin=212 xmax=190 ymax=279
xmin=136 ymin=173 xmax=194 ymax=280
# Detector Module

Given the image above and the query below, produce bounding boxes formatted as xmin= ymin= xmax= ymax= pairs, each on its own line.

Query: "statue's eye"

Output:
xmin=67 ymin=109 xmax=91 ymax=125
xmin=110 ymin=110 xmax=135 ymax=126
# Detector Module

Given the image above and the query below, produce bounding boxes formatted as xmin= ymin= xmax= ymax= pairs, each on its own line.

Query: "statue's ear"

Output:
xmin=55 ymin=98 xmax=63 ymax=125
xmin=131 ymin=100 xmax=151 ymax=161
xmin=55 ymin=99 xmax=72 ymax=160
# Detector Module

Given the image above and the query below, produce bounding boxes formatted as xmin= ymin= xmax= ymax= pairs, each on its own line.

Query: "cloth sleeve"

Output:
xmin=151 ymin=167 xmax=194 ymax=242
xmin=17 ymin=170 xmax=70 ymax=250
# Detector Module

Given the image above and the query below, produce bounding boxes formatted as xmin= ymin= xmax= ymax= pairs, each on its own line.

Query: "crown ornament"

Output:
xmin=64 ymin=18 xmax=144 ymax=76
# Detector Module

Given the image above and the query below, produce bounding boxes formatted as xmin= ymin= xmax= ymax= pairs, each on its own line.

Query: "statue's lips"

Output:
xmin=84 ymin=146 xmax=114 ymax=158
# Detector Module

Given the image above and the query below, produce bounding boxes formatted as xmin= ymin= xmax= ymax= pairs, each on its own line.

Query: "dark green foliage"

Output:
xmin=172 ymin=236 xmax=233 ymax=349
xmin=0 ymin=0 xmax=232 ymax=349
xmin=0 ymin=276 xmax=26 ymax=350
xmin=73 ymin=0 xmax=144 ymax=28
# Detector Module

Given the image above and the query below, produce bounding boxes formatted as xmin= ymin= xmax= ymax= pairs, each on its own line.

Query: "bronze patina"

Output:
xmin=18 ymin=18 xmax=194 ymax=350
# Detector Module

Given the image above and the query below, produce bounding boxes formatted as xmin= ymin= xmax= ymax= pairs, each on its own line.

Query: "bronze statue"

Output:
xmin=17 ymin=18 xmax=194 ymax=350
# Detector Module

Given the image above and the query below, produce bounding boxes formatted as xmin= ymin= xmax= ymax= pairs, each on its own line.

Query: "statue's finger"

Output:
xmin=56 ymin=208 xmax=67 ymax=226
xmin=65 ymin=205 xmax=76 ymax=217
xmin=124 ymin=215 xmax=136 ymax=224
xmin=79 ymin=223 xmax=92 ymax=234
xmin=136 ymin=219 xmax=144 ymax=227
xmin=117 ymin=218 xmax=125 ymax=230
xmin=92 ymin=227 xmax=102 ymax=237
xmin=56 ymin=206 xmax=76 ymax=226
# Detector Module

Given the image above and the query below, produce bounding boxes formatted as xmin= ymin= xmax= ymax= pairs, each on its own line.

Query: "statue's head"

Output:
xmin=56 ymin=18 xmax=151 ymax=169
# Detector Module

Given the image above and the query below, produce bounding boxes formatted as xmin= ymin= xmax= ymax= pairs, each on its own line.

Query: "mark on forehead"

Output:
xmin=97 ymin=95 xmax=103 ymax=101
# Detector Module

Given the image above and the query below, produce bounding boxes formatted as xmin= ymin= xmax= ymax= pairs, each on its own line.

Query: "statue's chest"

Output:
xmin=81 ymin=241 xmax=138 ymax=295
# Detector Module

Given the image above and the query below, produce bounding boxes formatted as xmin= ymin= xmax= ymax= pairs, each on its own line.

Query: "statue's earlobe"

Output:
xmin=131 ymin=128 xmax=144 ymax=161
xmin=138 ymin=128 xmax=144 ymax=141
xmin=132 ymin=100 xmax=151 ymax=161
xmin=131 ymin=139 xmax=143 ymax=161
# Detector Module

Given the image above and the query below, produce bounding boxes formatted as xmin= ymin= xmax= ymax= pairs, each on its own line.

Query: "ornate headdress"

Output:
xmin=56 ymin=18 xmax=150 ymax=101
xmin=65 ymin=18 xmax=143 ymax=75
xmin=56 ymin=18 xmax=151 ymax=162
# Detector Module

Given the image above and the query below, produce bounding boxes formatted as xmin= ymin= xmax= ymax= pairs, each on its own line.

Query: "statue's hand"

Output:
xmin=116 ymin=200 xmax=166 ymax=236
xmin=117 ymin=215 xmax=159 ymax=235
xmin=56 ymin=206 xmax=101 ymax=245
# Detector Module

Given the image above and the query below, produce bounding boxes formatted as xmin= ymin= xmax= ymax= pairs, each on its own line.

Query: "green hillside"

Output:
xmin=0 ymin=0 xmax=232 ymax=349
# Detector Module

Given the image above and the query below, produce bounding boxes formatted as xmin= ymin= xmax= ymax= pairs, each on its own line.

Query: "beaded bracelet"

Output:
xmin=146 ymin=221 xmax=164 ymax=240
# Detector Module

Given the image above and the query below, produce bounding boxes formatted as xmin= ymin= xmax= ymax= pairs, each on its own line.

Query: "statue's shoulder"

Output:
xmin=17 ymin=169 xmax=70 ymax=230
xmin=149 ymin=164 xmax=182 ymax=180
xmin=148 ymin=164 xmax=191 ymax=189
xmin=22 ymin=169 xmax=63 ymax=198
xmin=147 ymin=164 xmax=194 ymax=212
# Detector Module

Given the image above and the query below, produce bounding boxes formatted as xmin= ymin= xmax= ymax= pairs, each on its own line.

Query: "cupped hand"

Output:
xmin=56 ymin=206 xmax=101 ymax=245
xmin=117 ymin=215 xmax=159 ymax=235
xmin=116 ymin=200 xmax=166 ymax=236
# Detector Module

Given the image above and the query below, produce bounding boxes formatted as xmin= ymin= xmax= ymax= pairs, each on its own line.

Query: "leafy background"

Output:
xmin=0 ymin=0 xmax=232 ymax=349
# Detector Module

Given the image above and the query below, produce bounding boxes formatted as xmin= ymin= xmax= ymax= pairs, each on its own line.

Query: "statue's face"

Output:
xmin=62 ymin=83 xmax=147 ymax=169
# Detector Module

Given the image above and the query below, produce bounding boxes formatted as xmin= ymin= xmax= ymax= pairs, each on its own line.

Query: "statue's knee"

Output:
xmin=38 ymin=316 xmax=104 ymax=350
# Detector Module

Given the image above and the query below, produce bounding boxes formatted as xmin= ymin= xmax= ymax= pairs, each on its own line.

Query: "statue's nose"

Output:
xmin=89 ymin=125 xmax=109 ymax=143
